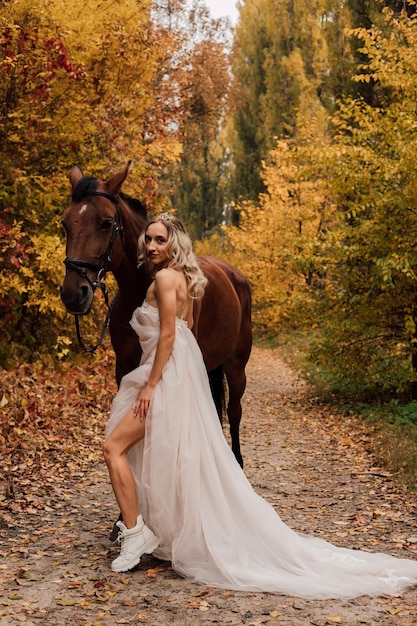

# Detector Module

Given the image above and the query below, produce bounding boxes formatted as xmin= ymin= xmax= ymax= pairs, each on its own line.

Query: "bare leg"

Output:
xmin=103 ymin=408 xmax=146 ymax=529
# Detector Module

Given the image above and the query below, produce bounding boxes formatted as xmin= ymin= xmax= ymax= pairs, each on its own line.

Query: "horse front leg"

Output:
xmin=109 ymin=299 xmax=142 ymax=387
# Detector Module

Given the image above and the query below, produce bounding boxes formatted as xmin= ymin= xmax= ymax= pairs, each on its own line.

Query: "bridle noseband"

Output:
xmin=64 ymin=190 xmax=124 ymax=353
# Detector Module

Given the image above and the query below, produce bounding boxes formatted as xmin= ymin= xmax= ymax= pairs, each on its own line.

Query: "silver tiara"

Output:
xmin=157 ymin=212 xmax=176 ymax=224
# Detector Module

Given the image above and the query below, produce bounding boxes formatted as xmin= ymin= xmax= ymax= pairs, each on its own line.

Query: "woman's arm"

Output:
xmin=134 ymin=269 xmax=177 ymax=420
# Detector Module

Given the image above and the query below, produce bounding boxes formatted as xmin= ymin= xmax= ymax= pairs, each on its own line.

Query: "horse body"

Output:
xmin=60 ymin=163 xmax=252 ymax=466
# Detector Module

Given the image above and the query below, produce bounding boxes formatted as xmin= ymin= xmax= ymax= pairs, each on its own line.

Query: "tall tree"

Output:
xmin=157 ymin=1 xmax=235 ymax=239
xmin=230 ymin=0 xmax=415 ymax=204
xmin=231 ymin=0 xmax=330 ymax=201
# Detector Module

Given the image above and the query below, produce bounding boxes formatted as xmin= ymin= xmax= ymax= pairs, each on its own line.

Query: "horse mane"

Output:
xmin=71 ymin=176 xmax=148 ymax=220
xmin=71 ymin=176 xmax=98 ymax=202
xmin=119 ymin=192 xmax=148 ymax=220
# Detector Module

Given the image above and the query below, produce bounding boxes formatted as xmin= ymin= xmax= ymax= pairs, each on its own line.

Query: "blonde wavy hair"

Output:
xmin=137 ymin=213 xmax=208 ymax=300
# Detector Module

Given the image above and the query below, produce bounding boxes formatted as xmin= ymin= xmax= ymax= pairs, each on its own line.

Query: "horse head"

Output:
xmin=60 ymin=161 xmax=138 ymax=315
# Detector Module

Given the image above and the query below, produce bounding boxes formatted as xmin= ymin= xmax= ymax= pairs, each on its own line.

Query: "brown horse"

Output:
xmin=60 ymin=163 xmax=252 ymax=467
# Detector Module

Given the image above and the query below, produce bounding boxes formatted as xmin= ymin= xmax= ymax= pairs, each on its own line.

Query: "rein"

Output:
xmin=64 ymin=190 xmax=124 ymax=354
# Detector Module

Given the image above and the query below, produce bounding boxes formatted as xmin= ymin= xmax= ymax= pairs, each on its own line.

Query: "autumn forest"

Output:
xmin=2 ymin=0 xmax=417 ymax=468
xmin=3 ymin=2 xmax=417 ymax=621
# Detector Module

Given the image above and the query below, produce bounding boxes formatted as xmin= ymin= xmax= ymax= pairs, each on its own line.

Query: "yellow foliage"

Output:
xmin=215 ymin=112 xmax=334 ymax=332
xmin=0 ymin=0 xmax=185 ymax=362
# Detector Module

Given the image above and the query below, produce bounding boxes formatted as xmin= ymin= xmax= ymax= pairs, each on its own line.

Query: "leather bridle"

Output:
xmin=63 ymin=190 xmax=124 ymax=353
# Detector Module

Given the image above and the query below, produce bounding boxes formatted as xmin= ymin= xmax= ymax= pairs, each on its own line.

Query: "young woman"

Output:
xmin=104 ymin=214 xmax=417 ymax=599
xmin=103 ymin=214 xmax=206 ymax=574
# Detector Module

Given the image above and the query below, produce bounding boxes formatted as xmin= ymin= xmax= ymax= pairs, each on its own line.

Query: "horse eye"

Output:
xmin=100 ymin=220 xmax=113 ymax=231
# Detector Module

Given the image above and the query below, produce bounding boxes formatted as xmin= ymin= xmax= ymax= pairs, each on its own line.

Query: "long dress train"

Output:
xmin=105 ymin=301 xmax=417 ymax=600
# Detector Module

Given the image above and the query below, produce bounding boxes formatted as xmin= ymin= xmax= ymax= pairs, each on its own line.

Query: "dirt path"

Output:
xmin=1 ymin=346 xmax=417 ymax=625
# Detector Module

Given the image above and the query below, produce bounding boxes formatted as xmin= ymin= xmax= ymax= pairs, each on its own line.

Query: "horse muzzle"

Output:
xmin=60 ymin=280 xmax=94 ymax=315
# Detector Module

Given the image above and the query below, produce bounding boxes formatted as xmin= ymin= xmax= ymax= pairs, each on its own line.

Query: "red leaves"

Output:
xmin=0 ymin=24 xmax=86 ymax=107
xmin=0 ymin=354 xmax=117 ymax=515
xmin=42 ymin=36 xmax=86 ymax=82
xmin=0 ymin=215 xmax=28 ymax=269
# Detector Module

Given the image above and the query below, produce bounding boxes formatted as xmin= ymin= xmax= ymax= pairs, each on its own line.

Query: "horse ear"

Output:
xmin=70 ymin=165 xmax=83 ymax=190
xmin=106 ymin=161 xmax=132 ymax=195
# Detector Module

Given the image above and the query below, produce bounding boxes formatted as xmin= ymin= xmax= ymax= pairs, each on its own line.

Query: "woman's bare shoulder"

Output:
xmin=156 ymin=267 xmax=184 ymax=285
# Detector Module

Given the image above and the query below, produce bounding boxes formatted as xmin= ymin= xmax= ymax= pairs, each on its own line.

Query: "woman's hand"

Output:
xmin=133 ymin=383 xmax=155 ymax=421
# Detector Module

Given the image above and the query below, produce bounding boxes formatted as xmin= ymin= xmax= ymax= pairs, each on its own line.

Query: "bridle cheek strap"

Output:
xmin=63 ymin=190 xmax=124 ymax=352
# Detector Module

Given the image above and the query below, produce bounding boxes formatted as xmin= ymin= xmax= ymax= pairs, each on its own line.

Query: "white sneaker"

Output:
xmin=111 ymin=515 xmax=160 ymax=573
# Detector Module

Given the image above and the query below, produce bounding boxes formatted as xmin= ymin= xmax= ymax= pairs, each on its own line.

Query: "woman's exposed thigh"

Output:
xmin=104 ymin=409 xmax=146 ymax=456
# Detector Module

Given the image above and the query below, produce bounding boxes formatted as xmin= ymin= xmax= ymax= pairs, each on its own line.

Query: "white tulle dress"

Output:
xmin=105 ymin=301 xmax=417 ymax=599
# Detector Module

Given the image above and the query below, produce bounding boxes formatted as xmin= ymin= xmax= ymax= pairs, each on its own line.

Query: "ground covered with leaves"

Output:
xmin=1 ymin=347 xmax=417 ymax=626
